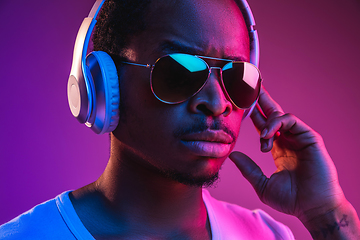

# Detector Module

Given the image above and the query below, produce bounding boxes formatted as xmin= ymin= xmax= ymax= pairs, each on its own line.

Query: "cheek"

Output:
xmin=119 ymin=106 xmax=187 ymax=169
xmin=228 ymin=108 xmax=244 ymax=136
xmin=116 ymin=67 xmax=181 ymax=154
xmin=118 ymin=66 xmax=154 ymax=121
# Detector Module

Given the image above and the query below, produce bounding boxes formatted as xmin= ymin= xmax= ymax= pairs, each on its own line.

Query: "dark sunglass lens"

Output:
xmin=222 ymin=62 xmax=261 ymax=109
xmin=151 ymin=54 xmax=209 ymax=103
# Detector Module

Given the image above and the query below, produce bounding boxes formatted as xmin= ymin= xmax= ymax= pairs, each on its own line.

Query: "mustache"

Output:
xmin=173 ymin=118 xmax=237 ymax=143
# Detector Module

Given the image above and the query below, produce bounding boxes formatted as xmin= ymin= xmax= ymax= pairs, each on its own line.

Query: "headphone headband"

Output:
xmin=68 ymin=0 xmax=106 ymax=124
xmin=235 ymin=0 xmax=260 ymax=67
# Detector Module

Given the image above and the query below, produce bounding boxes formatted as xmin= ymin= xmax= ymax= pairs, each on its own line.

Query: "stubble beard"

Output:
xmin=160 ymin=167 xmax=220 ymax=188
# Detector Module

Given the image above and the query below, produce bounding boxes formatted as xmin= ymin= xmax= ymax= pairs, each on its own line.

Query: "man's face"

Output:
xmin=113 ymin=0 xmax=250 ymax=186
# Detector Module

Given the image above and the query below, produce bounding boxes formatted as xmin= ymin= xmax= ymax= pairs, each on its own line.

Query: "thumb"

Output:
xmin=229 ymin=151 xmax=268 ymax=200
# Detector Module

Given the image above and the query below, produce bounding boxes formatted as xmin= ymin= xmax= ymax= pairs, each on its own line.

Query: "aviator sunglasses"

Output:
xmin=118 ymin=53 xmax=262 ymax=109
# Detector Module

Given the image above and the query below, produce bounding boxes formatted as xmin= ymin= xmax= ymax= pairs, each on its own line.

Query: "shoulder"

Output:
xmin=202 ymin=189 xmax=295 ymax=240
xmin=0 ymin=192 xmax=76 ymax=240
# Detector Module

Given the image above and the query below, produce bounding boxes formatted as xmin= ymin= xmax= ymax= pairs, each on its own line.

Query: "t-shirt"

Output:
xmin=0 ymin=189 xmax=294 ymax=239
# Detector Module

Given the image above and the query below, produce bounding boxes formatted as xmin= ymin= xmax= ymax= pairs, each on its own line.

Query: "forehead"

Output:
xmin=126 ymin=0 xmax=250 ymax=62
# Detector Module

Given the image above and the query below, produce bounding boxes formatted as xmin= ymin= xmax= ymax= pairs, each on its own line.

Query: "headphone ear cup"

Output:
xmin=86 ymin=51 xmax=120 ymax=134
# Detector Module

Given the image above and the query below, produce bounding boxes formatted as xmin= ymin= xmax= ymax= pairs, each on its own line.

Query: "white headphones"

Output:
xmin=67 ymin=0 xmax=259 ymax=134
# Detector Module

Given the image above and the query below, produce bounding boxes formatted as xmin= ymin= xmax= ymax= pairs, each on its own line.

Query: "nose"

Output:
xmin=188 ymin=68 xmax=233 ymax=117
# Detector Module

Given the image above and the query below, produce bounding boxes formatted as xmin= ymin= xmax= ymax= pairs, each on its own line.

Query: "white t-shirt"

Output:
xmin=0 ymin=190 xmax=294 ymax=239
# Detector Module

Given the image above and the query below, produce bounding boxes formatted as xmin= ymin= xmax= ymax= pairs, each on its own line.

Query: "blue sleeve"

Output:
xmin=0 ymin=199 xmax=76 ymax=240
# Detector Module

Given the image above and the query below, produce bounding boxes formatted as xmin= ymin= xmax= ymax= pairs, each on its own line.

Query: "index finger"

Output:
xmin=257 ymin=86 xmax=284 ymax=118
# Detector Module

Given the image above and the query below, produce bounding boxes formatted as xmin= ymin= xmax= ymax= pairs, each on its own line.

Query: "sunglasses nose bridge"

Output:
xmin=208 ymin=66 xmax=222 ymax=80
xmin=207 ymin=66 xmax=236 ymax=107
xmin=208 ymin=66 xmax=226 ymax=89
xmin=204 ymin=66 xmax=230 ymax=100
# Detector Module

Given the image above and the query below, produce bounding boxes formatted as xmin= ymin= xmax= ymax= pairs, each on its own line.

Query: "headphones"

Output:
xmin=67 ymin=0 xmax=259 ymax=134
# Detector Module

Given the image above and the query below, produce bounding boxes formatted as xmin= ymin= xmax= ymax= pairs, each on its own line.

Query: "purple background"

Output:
xmin=1 ymin=0 xmax=360 ymax=239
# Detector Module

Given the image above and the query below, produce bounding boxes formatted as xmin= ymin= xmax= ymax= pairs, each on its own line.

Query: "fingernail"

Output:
xmin=260 ymin=128 xmax=268 ymax=138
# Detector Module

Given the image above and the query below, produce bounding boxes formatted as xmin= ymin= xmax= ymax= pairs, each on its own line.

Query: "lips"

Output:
xmin=180 ymin=130 xmax=234 ymax=157
xmin=181 ymin=130 xmax=234 ymax=144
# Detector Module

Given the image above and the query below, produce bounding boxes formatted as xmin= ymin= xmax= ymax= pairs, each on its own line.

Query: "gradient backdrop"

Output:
xmin=1 ymin=0 xmax=360 ymax=239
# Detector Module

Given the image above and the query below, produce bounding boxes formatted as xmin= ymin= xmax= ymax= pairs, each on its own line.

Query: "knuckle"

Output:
xmin=313 ymin=130 xmax=323 ymax=142
xmin=268 ymin=110 xmax=284 ymax=121
xmin=279 ymin=113 xmax=297 ymax=125
xmin=283 ymin=112 xmax=294 ymax=118
xmin=273 ymin=110 xmax=284 ymax=116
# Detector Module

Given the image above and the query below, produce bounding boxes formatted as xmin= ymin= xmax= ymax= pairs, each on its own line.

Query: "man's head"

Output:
xmin=93 ymin=0 xmax=252 ymax=187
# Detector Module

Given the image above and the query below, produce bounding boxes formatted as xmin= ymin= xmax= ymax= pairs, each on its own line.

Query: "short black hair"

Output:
xmin=93 ymin=0 xmax=253 ymax=58
xmin=92 ymin=0 xmax=152 ymax=55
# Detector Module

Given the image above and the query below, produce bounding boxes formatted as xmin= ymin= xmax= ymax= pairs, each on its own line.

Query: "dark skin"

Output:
xmin=231 ymin=88 xmax=360 ymax=239
xmin=71 ymin=0 xmax=360 ymax=239
xmin=71 ymin=0 xmax=246 ymax=239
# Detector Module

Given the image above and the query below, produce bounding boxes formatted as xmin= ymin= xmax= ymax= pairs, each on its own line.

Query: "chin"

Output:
xmin=165 ymin=169 xmax=220 ymax=188
xmin=162 ymin=157 xmax=225 ymax=187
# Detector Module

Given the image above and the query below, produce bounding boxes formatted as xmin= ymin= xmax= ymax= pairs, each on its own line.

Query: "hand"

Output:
xmin=229 ymin=87 xmax=345 ymax=222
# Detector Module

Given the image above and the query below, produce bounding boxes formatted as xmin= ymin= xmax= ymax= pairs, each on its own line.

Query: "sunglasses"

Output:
xmin=119 ymin=53 xmax=262 ymax=109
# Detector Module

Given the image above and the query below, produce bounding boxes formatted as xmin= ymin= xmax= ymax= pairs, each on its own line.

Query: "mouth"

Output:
xmin=180 ymin=130 xmax=234 ymax=158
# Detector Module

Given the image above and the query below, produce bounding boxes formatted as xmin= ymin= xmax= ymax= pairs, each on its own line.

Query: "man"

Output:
xmin=1 ymin=0 xmax=359 ymax=239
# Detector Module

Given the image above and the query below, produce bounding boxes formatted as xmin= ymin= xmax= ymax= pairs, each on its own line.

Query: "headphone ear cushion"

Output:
xmin=86 ymin=51 xmax=120 ymax=134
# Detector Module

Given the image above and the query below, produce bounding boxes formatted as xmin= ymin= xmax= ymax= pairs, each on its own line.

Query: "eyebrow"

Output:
xmin=156 ymin=40 xmax=201 ymax=56
xmin=156 ymin=40 xmax=248 ymax=62
xmin=225 ymin=55 xmax=248 ymax=62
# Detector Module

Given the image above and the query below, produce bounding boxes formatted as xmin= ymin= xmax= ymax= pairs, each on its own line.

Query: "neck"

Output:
xmin=71 ymin=134 xmax=211 ymax=239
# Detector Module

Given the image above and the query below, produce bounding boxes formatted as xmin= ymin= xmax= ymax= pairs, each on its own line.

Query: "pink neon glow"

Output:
xmin=1 ymin=1 xmax=360 ymax=240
